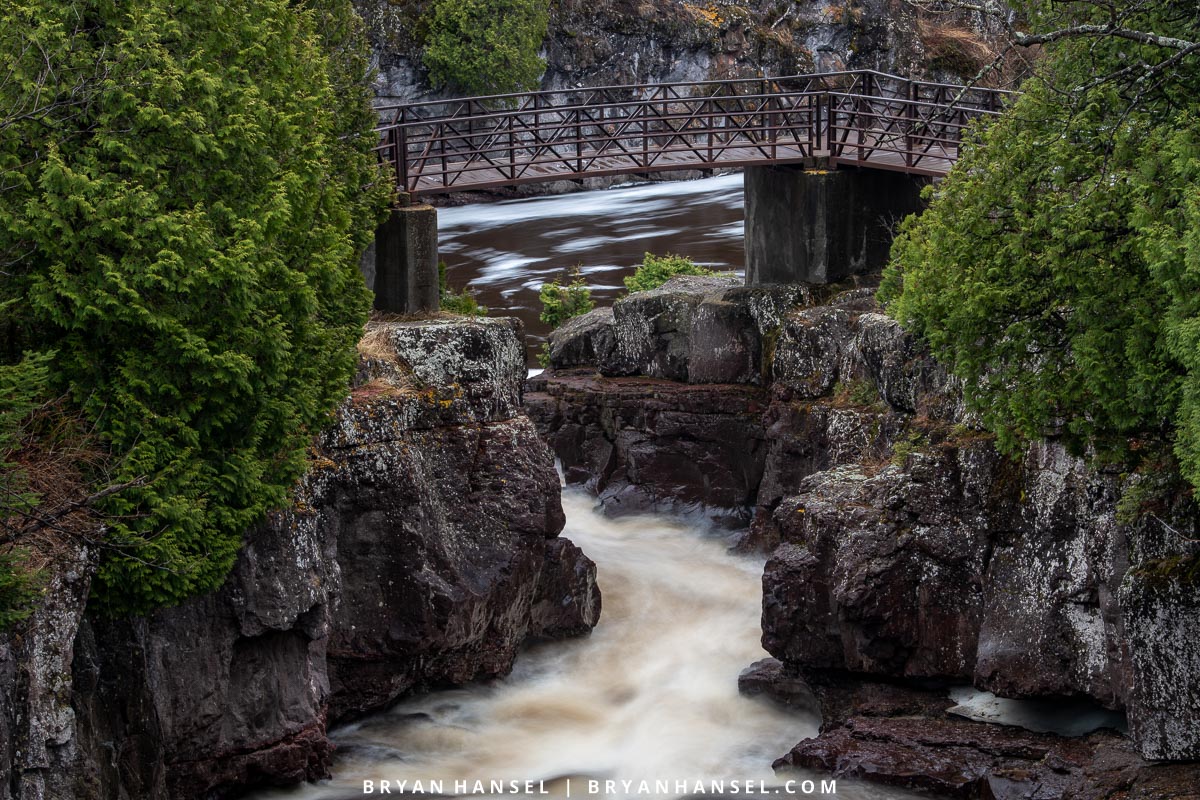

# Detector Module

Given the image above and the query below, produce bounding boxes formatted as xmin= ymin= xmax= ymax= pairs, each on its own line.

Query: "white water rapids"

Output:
xmin=435 ymin=173 xmax=746 ymax=361
xmin=255 ymin=490 xmax=922 ymax=800
xmin=252 ymin=176 xmax=932 ymax=799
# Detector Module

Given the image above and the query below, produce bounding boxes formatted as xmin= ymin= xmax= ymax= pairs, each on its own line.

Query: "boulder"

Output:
xmin=547 ymin=307 xmax=616 ymax=369
xmin=774 ymin=672 xmax=1200 ymax=800
xmin=607 ymin=275 xmax=741 ymax=380
xmin=737 ymin=657 xmax=819 ymax=713
xmin=546 ymin=276 xmax=812 ymax=385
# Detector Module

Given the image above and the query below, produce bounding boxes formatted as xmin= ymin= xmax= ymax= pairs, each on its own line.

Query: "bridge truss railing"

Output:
xmin=373 ymin=70 xmax=1014 ymax=196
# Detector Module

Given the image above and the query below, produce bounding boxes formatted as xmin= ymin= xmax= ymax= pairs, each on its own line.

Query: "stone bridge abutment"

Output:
xmin=743 ymin=161 xmax=929 ymax=285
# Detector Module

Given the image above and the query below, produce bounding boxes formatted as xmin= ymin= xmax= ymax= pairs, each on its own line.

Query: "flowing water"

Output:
xmin=254 ymin=490 xmax=923 ymax=800
xmin=252 ymin=178 xmax=929 ymax=799
xmin=436 ymin=174 xmax=746 ymax=360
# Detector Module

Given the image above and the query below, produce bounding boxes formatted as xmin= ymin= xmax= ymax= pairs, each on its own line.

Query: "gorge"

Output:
xmin=5 ymin=166 xmax=1200 ymax=800
xmin=5 ymin=1 xmax=1200 ymax=798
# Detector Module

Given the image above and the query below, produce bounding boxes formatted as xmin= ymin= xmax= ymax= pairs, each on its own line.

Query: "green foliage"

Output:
xmin=624 ymin=252 xmax=717 ymax=294
xmin=0 ymin=548 xmax=38 ymax=631
xmin=1116 ymin=458 xmax=1182 ymax=527
xmin=539 ymin=268 xmax=594 ymax=329
xmin=422 ymin=0 xmax=550 ymax=95
xmin=0 ymin=350 xmax=53 ymax=630
xmin=879 ymin=2 xmax=1200 ymax=487
xmin=439 ymin=261 xmax=488 ymax=316
xmin=848 ymin=379 xmax=879 ymax=407
xmin=890 ymin=429 xmax=927 ymax=467
xmin=0 ymin=0 xmax=389 ymax=614
xmin=0 ymin=348 xmax=53 ymax=498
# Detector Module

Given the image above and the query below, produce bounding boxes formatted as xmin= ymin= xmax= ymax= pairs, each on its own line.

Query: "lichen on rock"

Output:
xmin=527 ymin=276 xmax=1200 ymax=773
xmin=2 ymin=315 xmax=601 ymax=800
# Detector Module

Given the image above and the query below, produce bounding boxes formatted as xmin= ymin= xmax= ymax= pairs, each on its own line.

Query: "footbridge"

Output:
xmin=367 ymin=71 xmax=1012 ymax=312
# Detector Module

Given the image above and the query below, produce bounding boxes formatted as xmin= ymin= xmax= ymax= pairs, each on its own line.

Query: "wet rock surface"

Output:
xmin=2 ymin=316 xmax=599 ymax=800
xmin=767 ymin=670 xmax=1200 ymax=800
xmin=527 ymin=277 xmax=1200 ymax=783
xmin=528 ymin=278 xmax=910 ymax=529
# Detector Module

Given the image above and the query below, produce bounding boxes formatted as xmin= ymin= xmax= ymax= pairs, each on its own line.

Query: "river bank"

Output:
xmin=528 ymin=274 xmax=1200 ymax=797
xmin=1 ymin=316 xmax=599 ymax=799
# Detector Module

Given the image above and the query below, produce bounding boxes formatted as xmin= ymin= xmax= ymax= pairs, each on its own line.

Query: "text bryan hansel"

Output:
xmin=364 ymin=780 xmax=550 ymax=795
xmin=362 ymin=779 xmax=840 ymax=796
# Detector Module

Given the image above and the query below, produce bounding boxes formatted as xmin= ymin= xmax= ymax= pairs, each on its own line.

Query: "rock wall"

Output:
xmin=1 ymin=316 xmax=600 ymax=800
xmin=354 ymin=0 xmax=1006 ymax=104
xmin=0 ymin=541 xmax=96 ymax=799
xmin=525 ymin=276 xmax=1200 ymax=768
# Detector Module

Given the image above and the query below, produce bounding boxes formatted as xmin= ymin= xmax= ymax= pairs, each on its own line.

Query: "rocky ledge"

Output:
xmin=2 ymin=315 xmax=599 ymax=800
xmin=745 ymin=659 xmax=1200 ymax=800
xmin=526 ymin=276 xmax=1200 ymax=790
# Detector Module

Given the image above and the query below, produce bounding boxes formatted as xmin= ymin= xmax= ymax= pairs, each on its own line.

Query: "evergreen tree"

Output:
xmin=0 ymin=0 xmax=390 ymax=613
xmin=880 ymin=1 xmax=1200 ymax=484
xmin=422 ymin=0 xmax=550 ymax=95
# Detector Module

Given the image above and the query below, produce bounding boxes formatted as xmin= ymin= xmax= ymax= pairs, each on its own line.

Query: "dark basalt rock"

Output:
xmin=529 ymin=282 xmax=898 ymax=529
xmin=3 ymin=316 xmax=599 ymax=800
xmin=605 ymin=275 xmax=743 ymax=381
xmin=1120 ymin=564 xmax=1200 ymax=761
xmin=759 ymin=439 xmax=1140 ymax=708
xmin=750 ymin=669 xmax=1190 ymax=797
xmin=323 ymin=413 xmax=588 ymax=720
xmin=762 ymin=449 xmax=1004 ymax=681
xmin=548 ymin=307 xmax=617 ymax=369
xmin=737 ymin=658 xmax=819 ymax=714
xmin=545 ymin=276 xmax=811 ymax=385
xmin=771 ymin=671 xmax=1200 ymax=800
xmin=69 ymin=511 xmax=339 ymax=798
xmin=528 ymin=277 xmax=1200 ymax=766
xmin=527 ymin=369 xmax=772 ymax=526
xmin=532 ymin=538 xmax=603 ymax=640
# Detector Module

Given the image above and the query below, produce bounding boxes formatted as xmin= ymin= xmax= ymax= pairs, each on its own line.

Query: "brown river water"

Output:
xmin=251 ymin=489 xmax=924 ymax=800
xmin=249 ymin=178 xmax=933 ymax=800
xmin=435 ymin=174 xmax=747 ymax=361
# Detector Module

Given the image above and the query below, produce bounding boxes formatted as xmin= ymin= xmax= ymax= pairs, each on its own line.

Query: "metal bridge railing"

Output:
xmin=372 ymin=70 xmax=1015 ymax=196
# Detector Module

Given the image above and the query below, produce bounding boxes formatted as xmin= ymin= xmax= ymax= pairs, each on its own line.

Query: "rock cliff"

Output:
xmin=1 ymin=316 xmax=599 ymax=800
xmin=525 ymin=275 xmax=1200 ymax=789
xmin=355 ymin=0 xmax=1007 ymax=104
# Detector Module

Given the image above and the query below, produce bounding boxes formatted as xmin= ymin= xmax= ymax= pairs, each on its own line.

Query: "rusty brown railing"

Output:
xmin=373 ymin=70 xmax=1014 ymax=196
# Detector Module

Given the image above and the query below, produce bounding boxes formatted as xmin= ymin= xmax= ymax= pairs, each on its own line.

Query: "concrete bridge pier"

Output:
xmin=366 ymin=199 xmax=440 ymax=314
xmin=744 ymin=162 xmax=929 ymax=285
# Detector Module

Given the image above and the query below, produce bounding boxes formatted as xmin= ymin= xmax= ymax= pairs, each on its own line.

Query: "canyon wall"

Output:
xmin=353 ymin=0 xmax=1006 ymax=103
xmin=1 ymin=317 xmax=599 ymax=799
xmin=526 ymin=276 xmax=1200 ymax=793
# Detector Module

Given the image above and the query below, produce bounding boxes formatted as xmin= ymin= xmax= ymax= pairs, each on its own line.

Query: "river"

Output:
xmin=436 ymin=174 xmax=746 ymax=359
xmin=253 ymin=177 xmax=927 ymax=800
xmin=253 ymin=489 xmax=921 ymax=800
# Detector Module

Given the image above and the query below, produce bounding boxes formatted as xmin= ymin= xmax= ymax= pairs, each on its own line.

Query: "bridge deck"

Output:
xmin=374 ymin=71 xmax=1010 ymax=197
